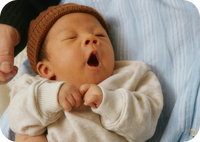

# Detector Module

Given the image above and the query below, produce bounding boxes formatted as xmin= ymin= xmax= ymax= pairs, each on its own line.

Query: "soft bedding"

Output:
xmin=1 ymin=0 xmax=200 ymax=141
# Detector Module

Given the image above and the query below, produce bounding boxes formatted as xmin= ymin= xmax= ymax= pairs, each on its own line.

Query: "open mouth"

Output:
xmin=87 ymin=53 xmax=99 ymax=67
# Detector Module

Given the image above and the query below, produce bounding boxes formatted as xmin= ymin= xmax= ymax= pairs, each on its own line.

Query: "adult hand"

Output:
xmin=0 ymin=24 xmax=20 ymax=85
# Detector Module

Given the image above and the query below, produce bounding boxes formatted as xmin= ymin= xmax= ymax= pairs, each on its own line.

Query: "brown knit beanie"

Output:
xmin=27 ymin=3 xmax=109 ymax=74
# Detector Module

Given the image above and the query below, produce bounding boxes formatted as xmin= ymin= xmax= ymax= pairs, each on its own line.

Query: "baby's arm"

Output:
xmin=8 ymin=74 xmax=65 ymax=136
xmin=87 ymin=61 xmax=163 ymax=142
xmin=9 ymin=74 xmax=83 ymax=142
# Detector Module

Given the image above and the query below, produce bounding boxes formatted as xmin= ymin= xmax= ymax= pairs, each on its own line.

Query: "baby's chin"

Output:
xmin=55 ymin=72 xmax=111 ymax=88
xmin=73 ymin=81 xmax=100 ymax=88
xmin=68 ymin=79 xmax=101 ymax=89
xmin=79 ymin=76 xmax=110 ymax=87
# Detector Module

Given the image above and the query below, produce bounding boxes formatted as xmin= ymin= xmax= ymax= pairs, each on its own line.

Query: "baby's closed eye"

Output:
xmin=96 ymin=34 xmax=104 ymax=37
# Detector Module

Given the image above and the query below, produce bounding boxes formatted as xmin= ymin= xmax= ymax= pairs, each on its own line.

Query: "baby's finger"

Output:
xmin=60 ymin=99 xmax=72 ymax=112
xmin=66 ymin=94 xmax=76 ymax=107
xmin=84 ymin=102 xmax=97 ymax=109
xmin=72 ymin=90 xmax=83 ymax=108
xmin=79 ymin=84 xmax=91 ymax=96
xmin=84 ymin=95 xmax=100 ymax=108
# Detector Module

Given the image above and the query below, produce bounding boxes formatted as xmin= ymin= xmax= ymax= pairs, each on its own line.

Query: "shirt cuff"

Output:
xmin=37 ymin=81 xmax=64 ymax=118
xmin=92 ymin=86 xmax=125 ymax=125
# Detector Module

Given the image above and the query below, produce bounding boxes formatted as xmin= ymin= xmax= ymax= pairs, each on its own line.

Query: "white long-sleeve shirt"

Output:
xmin=8 ymin=61 xmax=163 ymax=142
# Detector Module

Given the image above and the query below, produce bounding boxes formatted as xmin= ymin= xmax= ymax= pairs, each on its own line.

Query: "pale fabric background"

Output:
xmin=0 ymin=48 xmax=27 ymax=117
xmin=1 ymin=0 xmax=200 ymax=141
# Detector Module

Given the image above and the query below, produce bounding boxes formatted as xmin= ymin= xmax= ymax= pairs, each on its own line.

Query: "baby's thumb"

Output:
xmin=79 ymin=84 xmax=91 ymax=96
xmin=84 ymin=95 xmax=99 ymax=109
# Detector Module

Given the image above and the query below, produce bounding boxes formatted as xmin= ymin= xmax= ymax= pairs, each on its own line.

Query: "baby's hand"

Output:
xmin=58 ymin=83 xmax=82 ymax=111
xmin=79 ymin=84 xmax=103 ymax=109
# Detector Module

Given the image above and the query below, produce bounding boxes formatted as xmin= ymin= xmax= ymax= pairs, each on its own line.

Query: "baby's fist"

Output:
xmin=58 ymin=83 xmax=82 ymax=111
xmin=79 ymin=84 xmax=103 ymax=109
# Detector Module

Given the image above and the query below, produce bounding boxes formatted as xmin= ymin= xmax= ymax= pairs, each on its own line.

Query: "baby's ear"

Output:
xmin=37 ymin=61 xmax=55 ymax=80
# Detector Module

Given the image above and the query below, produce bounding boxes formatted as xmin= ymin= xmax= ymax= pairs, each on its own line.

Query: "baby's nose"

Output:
xmin=83 ymin=34 xmax=99 ymax=46
xmin=85 ymin=39 xmax=98 ymax=45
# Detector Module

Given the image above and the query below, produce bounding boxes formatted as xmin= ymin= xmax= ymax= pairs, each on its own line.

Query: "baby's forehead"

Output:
xmin=47 ymin=13 xmax=105 ymax=35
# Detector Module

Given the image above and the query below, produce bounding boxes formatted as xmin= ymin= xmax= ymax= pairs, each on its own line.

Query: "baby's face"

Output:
xmin=43 ymin=13 xmax=115 ymax=88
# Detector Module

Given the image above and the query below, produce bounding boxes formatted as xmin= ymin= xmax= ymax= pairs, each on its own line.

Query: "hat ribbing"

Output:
xmin=27 ymin=3 xmax=109 ymax=74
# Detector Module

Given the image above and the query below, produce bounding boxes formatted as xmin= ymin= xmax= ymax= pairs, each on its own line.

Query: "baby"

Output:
xmin=8 ymin=3 xmax=163 ymax=142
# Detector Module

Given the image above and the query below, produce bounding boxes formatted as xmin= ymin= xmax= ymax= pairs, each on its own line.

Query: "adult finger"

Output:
xmin=0 ymin=66 xmax=18 ymax=85
xmin=0 ymin=24 xmax=20 ymax=73
xmin=0 ymin=70 xmax=6 ymax=81
xmin=0 ymin=77 xmax=13 ymax=85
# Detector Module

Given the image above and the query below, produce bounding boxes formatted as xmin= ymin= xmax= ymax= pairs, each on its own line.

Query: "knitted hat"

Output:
xmin=27 ymin=3 xmax=109 ymax=74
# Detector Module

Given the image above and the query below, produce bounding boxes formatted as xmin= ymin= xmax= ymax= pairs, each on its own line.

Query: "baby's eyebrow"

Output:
xmin=58 ymin=28 xmax=72 ymax=34
xmin=57 ymin=28 xmax=75 ymax=38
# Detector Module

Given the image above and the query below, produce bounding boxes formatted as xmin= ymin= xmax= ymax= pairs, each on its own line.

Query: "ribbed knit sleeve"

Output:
xmin=0 ymin=0 xmax=60 ymax=56
xmin=8 ymin=74 xmax=65 ymax=136
xmin=93 ymin=61 xmax=163 ymax=142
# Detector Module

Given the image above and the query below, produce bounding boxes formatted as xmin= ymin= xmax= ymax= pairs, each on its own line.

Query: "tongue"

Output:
xmin=88 ymin=54 xmax=99 ymax=66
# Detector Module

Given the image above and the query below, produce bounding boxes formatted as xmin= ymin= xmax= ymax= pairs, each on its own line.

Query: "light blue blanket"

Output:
xmin=1 ymin=0 xmax=200 ymax=141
